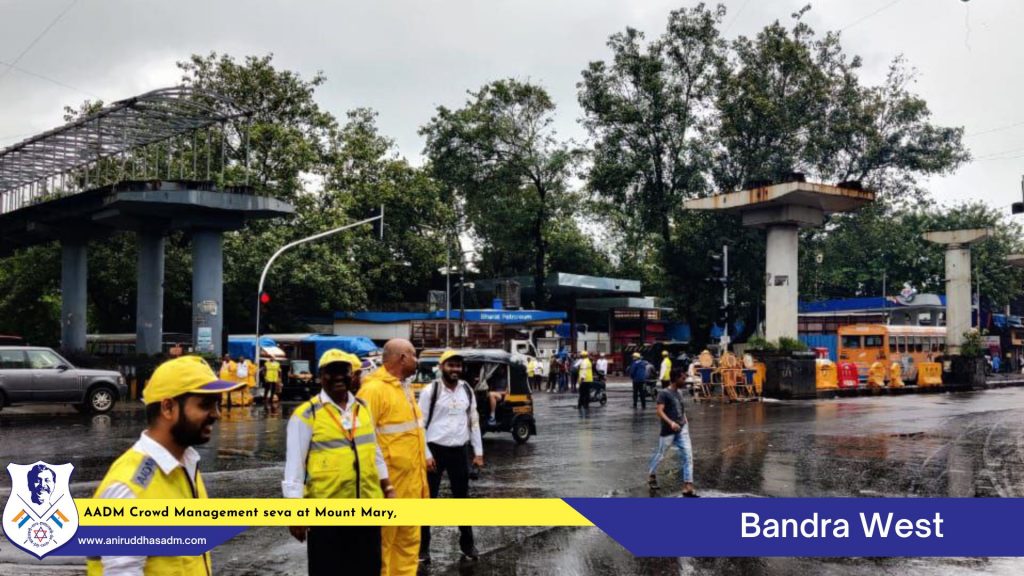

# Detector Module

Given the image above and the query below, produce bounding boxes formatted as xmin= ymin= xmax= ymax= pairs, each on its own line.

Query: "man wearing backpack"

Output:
xmin=417 ymin=350 xmax=483 ymax=564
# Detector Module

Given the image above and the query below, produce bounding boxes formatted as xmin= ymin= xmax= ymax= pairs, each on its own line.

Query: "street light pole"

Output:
xmin=254 ymin=206 xmax=384 ymax=393
xmin=445 ymin=245 xmax=451 ymax=348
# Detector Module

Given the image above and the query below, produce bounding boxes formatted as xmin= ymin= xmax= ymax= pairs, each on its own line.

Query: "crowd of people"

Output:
xmin=86 ymin=340 xmax=698 ymax=576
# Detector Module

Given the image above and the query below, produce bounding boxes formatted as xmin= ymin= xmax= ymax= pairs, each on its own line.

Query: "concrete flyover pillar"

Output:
xmin=192 ymin=229 xmax=224 ymax=357
xmin=136 ymin=231 xmax=166 ymax=356
xmin=60 ymin=240 xmax=88 ymax=352
xmin=684 ymin=182 xmax=875 ymax=346
xmin=924 ymin=229 xmax=991 ymax=355
xmin=765 ymin=225 xmax=800 ymax=342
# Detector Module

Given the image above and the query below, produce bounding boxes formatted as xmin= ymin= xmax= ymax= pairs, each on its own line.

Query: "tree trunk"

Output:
xmin=534 ymin=212 xmax=548 ymax=308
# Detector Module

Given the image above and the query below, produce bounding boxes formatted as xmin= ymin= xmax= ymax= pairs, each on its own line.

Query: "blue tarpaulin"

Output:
xmin=305 ymin=335 xmax=379 ymax=368
xmin=227 ymin=336 xmax=278 ymax=360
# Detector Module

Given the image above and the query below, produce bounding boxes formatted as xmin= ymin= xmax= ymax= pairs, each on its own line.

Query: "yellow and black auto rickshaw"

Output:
xmin=460 ymin=349 xmax=536 ymax=444
xmin=412 ymin=348 xmax=445 ymax=398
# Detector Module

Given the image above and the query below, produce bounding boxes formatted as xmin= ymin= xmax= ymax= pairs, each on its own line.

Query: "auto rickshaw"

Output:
xmin=460 ymin=349 xmax=537 ymax=444
xmin=412 ymin=348 xmax=445 ymax=398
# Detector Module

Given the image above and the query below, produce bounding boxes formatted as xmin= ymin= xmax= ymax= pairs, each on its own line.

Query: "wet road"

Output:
xmin=3 ymin=382 xmax=1024 ymax=574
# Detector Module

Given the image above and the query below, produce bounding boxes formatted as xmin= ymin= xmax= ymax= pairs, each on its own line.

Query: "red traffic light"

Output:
xmin=260 ymin=292 xmax=271 ymax=305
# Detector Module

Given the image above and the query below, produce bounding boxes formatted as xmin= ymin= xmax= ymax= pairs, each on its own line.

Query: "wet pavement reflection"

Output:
xmin=3 ymin=383 xmax=1024 ymax=574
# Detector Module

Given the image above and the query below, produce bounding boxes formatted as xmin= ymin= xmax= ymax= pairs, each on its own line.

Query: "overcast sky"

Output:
xmin=1 ymin=0 xmax=1022 ymax=211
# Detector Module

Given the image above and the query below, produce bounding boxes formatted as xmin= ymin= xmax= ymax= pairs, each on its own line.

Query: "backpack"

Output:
xmin=425 ymin=380 xmax=474 ymax=430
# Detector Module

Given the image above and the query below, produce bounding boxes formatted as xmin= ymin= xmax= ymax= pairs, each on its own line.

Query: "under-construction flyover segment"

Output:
xmin=0 ymin=86 xmax=293 ymax=356
xmin=0 ymin=86 xmax=251 ymax=214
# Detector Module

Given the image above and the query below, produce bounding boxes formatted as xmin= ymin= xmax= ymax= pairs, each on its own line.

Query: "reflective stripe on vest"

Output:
xmin=299 ymin=396 xmax=382 ymax=499
xmin=376 ymin=419 xmax=421 ymax=435
xmin=87 ymin=448 xmax=211 ymax=576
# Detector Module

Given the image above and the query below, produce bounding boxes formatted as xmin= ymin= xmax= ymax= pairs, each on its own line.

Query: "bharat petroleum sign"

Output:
xmin=478 ymin=312 xmax=538 ymax=323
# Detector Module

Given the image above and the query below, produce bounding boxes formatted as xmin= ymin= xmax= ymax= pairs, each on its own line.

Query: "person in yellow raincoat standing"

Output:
xmin=357 ymin=338 xmax=428 ymax=576
xmin=219 ymin=354 xmax=238 ymax=406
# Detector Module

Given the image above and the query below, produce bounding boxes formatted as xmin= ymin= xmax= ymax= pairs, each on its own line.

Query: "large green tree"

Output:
xmin=421 ymin=79 xmax=576 ymax=307
xmin=578 ymin=3 xmax=726 ymax=288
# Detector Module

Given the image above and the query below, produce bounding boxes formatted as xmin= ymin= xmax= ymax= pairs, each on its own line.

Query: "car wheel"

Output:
xmin=87 ymin=386 xmax=116 ymax=414
xmin=512 ymin=420 xmax=531 ymax=444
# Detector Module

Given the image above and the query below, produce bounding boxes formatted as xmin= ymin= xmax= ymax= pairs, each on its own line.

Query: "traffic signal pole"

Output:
xmin=722 ymin=244 xmax=730 ymax=351
xmin=254 ymin=207 xmax=384 ymax=392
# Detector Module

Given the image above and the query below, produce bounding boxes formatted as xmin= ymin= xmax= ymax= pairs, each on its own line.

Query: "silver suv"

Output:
xmin=0 ymin=347 xmax=127 ymax=414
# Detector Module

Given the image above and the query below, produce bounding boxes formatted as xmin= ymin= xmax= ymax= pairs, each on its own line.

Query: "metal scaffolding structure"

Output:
xmin=0 ymin=86 xmax=251 ymax=214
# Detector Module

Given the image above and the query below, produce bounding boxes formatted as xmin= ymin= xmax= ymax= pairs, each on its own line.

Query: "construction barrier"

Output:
xmin=838 ymin=362 xmax=859 ymax=389
xmin=867 ymin=361 xmax=887 ymax=388
xmin=815 ymin=360 xmax=838 ymax=390
xmin=917 ymin=362 xmax=943 ymax=387
xmin=889 ymin=362 xmax=904 ymax=388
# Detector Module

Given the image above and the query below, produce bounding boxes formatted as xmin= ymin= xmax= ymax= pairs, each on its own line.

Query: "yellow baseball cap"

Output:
xmin=581 ymin=350 xmax=589 ymax=357
xmin=439 ymin=349 xmax=464 ymax=365
xmin=319 ymin=349 xmax=361 ymax=372
xmin=662 ymin=350 xmax=669 ymax=356
xmin=142 ymin=356 xmax=243 ymax=404
xmin=632 ymin=352 xmax=641 ymax=358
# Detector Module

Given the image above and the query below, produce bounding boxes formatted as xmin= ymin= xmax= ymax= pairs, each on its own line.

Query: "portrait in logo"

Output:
xmin=2 ymin=462 xmax=79 ymax=559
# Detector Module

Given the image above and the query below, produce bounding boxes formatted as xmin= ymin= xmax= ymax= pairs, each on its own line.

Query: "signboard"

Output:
xmin=196 ymin=327 xmax=213 ymax=353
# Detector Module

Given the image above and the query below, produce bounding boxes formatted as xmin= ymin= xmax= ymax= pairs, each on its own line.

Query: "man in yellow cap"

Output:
xmin=284 ymin=349 xmax=393 ymax=576
xmin=87 ymin=356 xmax=245 ymax=576
xmin=357 ymin=338 xmax=428 ymax=576
xmin=417 ymin=350 xmax=483 ymax=564
xmin=659 ymin=350 xmax=673 ymax=388
xmin=628 ymin=351 xmax=650 ymax=409
xmin=577 ymin=351 xmax=594 ymax=410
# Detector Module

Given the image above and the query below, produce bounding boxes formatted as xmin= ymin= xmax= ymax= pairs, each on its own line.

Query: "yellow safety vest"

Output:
xmin=580 ymin=358 xmax=594 ymax=383
xmin=265 ymin=361 xmax=281 ymax=383
xmin=295 ymin=396 xmax=382 ymax=499
xmin=357 ymin=368 xmax=428 ymax=499
xmin=661 ymin=357 xmax=672 ymax=381
xmin=86 ymin=449 xmax=210 ymax=576
xmin=527 ymin=359 xmax=537 ymax=375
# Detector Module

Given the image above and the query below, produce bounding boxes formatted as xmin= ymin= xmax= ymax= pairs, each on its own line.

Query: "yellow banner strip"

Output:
xmin=75 ymin=498 xmax=594 ymax=527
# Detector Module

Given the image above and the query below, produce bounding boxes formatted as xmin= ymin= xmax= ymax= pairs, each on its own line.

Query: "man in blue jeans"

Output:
xmin=647 ymin=366 xmax=698 ymax=497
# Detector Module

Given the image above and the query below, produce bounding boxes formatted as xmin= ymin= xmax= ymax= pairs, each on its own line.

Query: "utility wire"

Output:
xmin=965 ymin=120 xmax=1024 ymax=139
xmin=722 ymin=0 xmax=753 ymax=34
xmin=839 ymin=0 xmax=908 ymax=32
xmin=0 ymin=0 xmax=79 ymax=84
xmin=0 ymin=58 xmax=99 ymax=100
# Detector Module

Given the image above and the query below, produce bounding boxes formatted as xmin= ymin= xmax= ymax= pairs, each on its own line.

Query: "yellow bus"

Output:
xmin=837 ymin=324 xmax=946 ymax=380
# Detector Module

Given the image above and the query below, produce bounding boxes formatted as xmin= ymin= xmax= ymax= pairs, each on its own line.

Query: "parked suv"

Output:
xmin=0 ymin=346 xmax=127 ymax=414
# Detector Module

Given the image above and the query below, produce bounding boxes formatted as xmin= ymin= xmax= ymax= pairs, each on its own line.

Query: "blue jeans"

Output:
xmin=647 ymin=425 xmax=693 ymax=483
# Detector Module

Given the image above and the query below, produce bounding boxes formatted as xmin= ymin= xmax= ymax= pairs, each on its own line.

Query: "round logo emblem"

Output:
xmin=27 ymin=521 xmax=54 ymax=548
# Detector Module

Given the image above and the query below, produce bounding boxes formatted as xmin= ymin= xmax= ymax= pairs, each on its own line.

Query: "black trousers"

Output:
xmin=578 ymin=381 xmax=591 ymax=409
xmin=632 ymin=381 xmax=647 ymax=408
xmin=307 ymin=526 xmax=381 ymax=576
xmin=421 ymin=443 xmax=474 ymax=555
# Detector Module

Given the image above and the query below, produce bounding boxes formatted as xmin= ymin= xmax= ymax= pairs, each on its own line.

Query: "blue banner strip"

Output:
xmin=48 ymin=526 xmax=247 ymax=556
xmin=564 ymin=498 xmax=1024 ymax=557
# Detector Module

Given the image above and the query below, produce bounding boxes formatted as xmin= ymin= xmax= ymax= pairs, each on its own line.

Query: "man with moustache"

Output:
xmin=86 ymin=356 xmax=245 ymax=576
xmin=27 ymin=464 xmax=56 ymax=506
xmin=284 ymin=349 xmax=394 ymax=576
xmin=358 ymin=338 xmax=428 ymax=576
xmin=417 ymin=350 xmax=483 ymax=564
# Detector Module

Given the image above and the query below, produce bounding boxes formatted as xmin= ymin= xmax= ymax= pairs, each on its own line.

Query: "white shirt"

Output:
xmin=96 ymin=431 xmax=202 ymax=576
xmin=596 ymin=359 xmax=609 ymax=374
xmin=417 ymin=380 xmax=483 ymax=460
xmin=282 ymin=391 xmax=389 ymax=499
